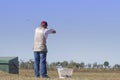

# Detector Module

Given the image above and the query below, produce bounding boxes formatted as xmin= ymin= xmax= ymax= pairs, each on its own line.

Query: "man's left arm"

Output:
xmin=46 ymin=29 xmax=56 ymax=34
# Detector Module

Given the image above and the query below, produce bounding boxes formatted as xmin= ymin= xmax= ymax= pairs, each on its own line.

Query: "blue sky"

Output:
xmin=0 ymin=0 xmax=120 ymax=66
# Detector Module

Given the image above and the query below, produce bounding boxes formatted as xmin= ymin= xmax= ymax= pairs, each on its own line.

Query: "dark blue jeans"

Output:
xmin=34 ymin=51 xmax=47 ymax=77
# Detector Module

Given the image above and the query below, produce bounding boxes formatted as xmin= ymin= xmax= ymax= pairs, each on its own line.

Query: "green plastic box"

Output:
xmin=0 ymin=57 xmax=19 ymax=74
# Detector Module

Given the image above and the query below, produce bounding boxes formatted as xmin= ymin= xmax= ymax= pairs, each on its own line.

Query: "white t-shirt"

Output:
xmin=44 ymin=29 xmax=55 ymax=39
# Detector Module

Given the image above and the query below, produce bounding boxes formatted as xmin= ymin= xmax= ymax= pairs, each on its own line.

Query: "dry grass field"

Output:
xmin=0 ymin=69 xmax=120 ymax=80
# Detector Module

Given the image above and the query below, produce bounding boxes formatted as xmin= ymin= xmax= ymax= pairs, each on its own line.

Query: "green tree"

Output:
xmin=68 ymin=60 xmax=79 ymax=68
xmin=61 ymin=61 xmax=68 ymax=67
xmin=104 ymin=61 xmax=109 ymax=68
xmin=79 ymin=62 xmax=85 ymax=69
xmin=87 ymin=64 xmax=92 ymax=68
xmin=93 ymin=62 xmax=97 ymax=69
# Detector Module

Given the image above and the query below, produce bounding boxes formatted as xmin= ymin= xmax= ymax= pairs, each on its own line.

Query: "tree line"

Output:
xmin=19 ymin=59 xmax=120 ymax=71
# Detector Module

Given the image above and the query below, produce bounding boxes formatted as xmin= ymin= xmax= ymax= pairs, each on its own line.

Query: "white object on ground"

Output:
xmin=57 ymin=68 xmax=73 ymax=78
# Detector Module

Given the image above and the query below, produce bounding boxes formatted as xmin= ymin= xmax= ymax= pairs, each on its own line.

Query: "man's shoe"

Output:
xmin=41 ymin=75 xmax=50 ymax=78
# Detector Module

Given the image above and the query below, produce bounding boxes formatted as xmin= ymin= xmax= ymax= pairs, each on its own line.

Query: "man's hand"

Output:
xmin=52 ymin=30 xmax=56 ymax=34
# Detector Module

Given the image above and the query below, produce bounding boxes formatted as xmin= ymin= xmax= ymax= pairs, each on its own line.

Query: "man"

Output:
xmin=33 ymin=21 xmax=56 ymax=78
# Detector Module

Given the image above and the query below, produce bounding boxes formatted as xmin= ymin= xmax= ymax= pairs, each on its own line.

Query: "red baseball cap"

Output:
xmin=41 ymin=21 xmax=48 ymax=26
